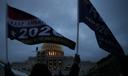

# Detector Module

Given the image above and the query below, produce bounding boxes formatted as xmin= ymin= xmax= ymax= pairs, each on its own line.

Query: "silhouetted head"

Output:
xmin=29 ymin=63 xmax=52 ymax=76
xmin=73 ymin=54 xmax=81 ymax=64
xmin=4 ymin=62 xmax=15 ymax=76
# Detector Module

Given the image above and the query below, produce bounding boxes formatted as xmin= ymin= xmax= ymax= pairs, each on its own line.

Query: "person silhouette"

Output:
xmin=58 ymin=70 xmax=64 ymax=76
xmin=5 ymin=62 xmax=15 ymax=76
xmin=68 ymin=54 xmax=81 ymax=76
xmin=29 ymin=63 xmax=52 ymax=76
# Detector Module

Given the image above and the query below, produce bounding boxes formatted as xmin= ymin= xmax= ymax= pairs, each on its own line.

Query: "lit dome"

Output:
xmin=40 ymin=43 xmax=64 ymax=57
xmin=40 ymin=43 xmax=63 ymax=52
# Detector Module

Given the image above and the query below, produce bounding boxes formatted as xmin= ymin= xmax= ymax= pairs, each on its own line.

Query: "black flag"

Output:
xmin=79 ymin=0 xmax=125 ymax=57
xmin=7 ymin=5 xmax=76 ymax=50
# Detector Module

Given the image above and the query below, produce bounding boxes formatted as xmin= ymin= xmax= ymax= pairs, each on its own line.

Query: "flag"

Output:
xmin=79 ymin=0 xmax=125 ymax=56
xmin=7 ymin=5 xmax=76 ymax=50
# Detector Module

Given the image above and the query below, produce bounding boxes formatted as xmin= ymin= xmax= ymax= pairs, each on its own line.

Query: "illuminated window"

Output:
xmin=53 ymin=52 xmax=55 ymax=55
xmin=48 ymin=52 xmax=50 ymax=56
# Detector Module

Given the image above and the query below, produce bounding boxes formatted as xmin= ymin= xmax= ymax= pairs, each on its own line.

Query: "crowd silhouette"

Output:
xmin=5 ymin=54 xmax=80 ymax=76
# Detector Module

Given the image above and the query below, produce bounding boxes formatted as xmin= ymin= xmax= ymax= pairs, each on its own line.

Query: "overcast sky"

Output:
xmin=0 ymin=0 xmax=128 ymax=63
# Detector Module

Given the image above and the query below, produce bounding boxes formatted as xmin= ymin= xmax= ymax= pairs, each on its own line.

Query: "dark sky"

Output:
xmin=0 ymin=0 xmax=128 ymax=62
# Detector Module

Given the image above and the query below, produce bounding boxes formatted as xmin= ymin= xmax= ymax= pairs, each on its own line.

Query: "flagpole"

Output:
xmin=5 ymin=0 xmax=9 ymax=63
xmin=76 ymin=0 xmax=79 ymax=54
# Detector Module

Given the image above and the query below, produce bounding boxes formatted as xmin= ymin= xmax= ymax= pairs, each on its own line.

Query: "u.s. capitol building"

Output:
xmin=12 ymin=43 xmax=95 ymax=76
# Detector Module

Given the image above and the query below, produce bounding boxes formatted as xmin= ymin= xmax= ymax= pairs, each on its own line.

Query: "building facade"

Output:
xmin=12 ymin=43 xmax=95 ymax=76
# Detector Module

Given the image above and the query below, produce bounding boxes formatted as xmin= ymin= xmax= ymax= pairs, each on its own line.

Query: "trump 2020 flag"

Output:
xmin=79 ymin=0 xmax=125 ymax=56
xmin=7 ymin=5 xmax=76 ymax=50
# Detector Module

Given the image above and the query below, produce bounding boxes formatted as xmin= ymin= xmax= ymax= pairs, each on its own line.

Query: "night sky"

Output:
xmin=0 ymin=0 xmax=128 ymax=62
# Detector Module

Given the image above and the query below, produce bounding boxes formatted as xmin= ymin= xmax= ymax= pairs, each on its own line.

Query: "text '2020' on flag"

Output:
xmin=79 ymin=0 xmax=125 ymax=56
xmin=7 ymin=5 xmax=76 ymax=50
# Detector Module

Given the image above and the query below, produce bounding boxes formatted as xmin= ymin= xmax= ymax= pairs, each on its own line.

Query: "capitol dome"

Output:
xmin=39 ymin=43 xmax=64 ymax=57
